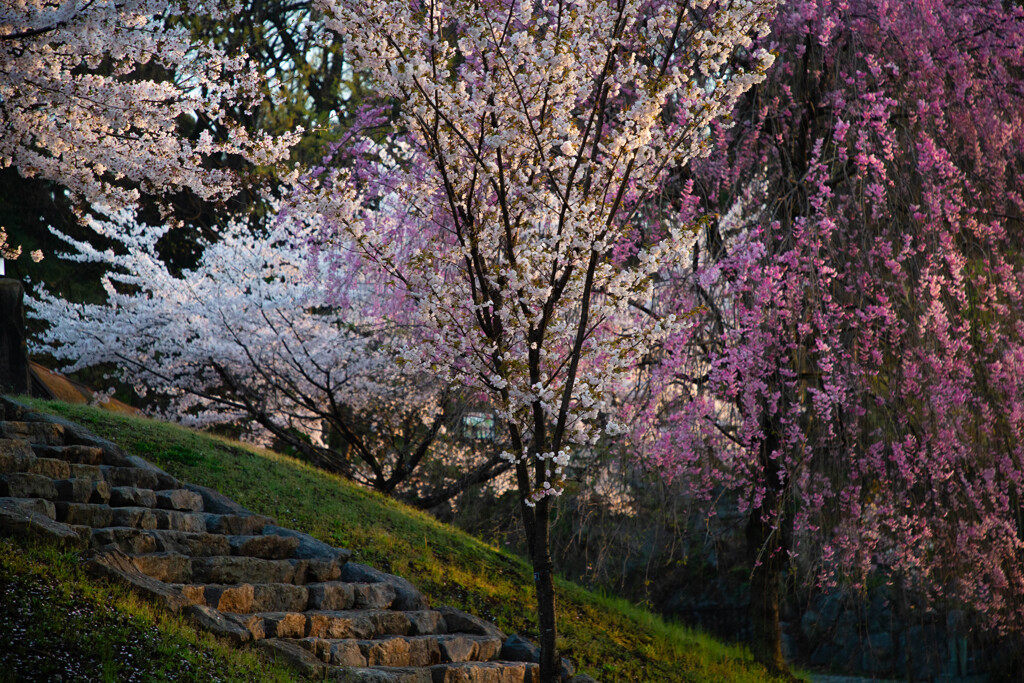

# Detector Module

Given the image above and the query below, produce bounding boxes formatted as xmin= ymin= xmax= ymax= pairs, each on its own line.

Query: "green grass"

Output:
xmin=15 ymin=397 xmax=795 ymax=682
xmin=0 ymin=538 xmax=299 ymax=683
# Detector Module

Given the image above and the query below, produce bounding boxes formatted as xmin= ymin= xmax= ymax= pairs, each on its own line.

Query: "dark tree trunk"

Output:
xmin=0 ymin=279 xmax=29 ymax=395
xmin=746 ymin=413 xmax=790 ymax=676
xmin=530 ymin=496 xmax=559 ymax=683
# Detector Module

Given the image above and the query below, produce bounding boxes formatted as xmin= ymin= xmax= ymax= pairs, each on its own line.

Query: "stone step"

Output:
xmin=0 ymin=420 xmax=65 ymax=446
xmin=0 ymin=439 xmax=36 ymax=473
xmin=0 ymin=496 xmax=57 ymax=520
xmin=175 ymin=580 xmax=399 ymax=614
xmin=101 ymin=465 xmax=179 ymax=491
xmin=30 ymin=444 xmax=106 ymax=465
xmin=123 ymin=552 xmax=343 ymax=585
xmin=234 ymin=609 xmax=446 ymax=642
xmin=107 ymin=486 xmax=203 ymax=511
xmin=428 ymin=661 xmax=538 ymax=683
xmin=87 ymin=526 xmax=316 ymax=561
xmin=55 ymin=502 xmax=208 ymax=533
xmin=320 ymin=662 xmax=538 ymax=683
xmin=54 ymin=478 xmax=112 ymax=504
xmin=91 ymin=527 xmax=229 ymax=556
xmin=295 ymin=633 xmax=503 ymax=667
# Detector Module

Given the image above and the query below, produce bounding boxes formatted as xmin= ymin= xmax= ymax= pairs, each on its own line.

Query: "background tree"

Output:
xmin=29 ymin=206 xmax=513 ymax=503
xmin=634 ymin=0 xmax=1024 ymax=673
xmin=307 ymin=0 xmax=777 ymax=678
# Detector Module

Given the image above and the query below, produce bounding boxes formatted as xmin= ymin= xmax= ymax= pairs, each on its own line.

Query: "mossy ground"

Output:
xmin=11 ymin=397 xmax=801 ymax=682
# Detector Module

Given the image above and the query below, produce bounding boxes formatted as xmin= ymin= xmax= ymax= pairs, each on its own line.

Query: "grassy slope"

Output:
xmin=16 ymin=398 xmax=792 ymax=683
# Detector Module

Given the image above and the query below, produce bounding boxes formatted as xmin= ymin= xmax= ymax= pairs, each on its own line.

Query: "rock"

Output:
xmin=32 ymin=444 xmax=104 ymax=465
xmin=69 ymin=464 xmax=104 ymax=482
xmin=258 ymin=638 xmax=329 ymax=678
xmin=438 ymin=635 xmax=479 ymax=663
xmin=27 ymin=457 xmax=70 ymax=479
xmin=103 ymin=465 xmax=164 ymax=490
xmin=231 ymin=533 xmax=300 ymax=559
xmin=0 ymin=498 xmax=84 ymax=549
xmin=184 ymin=604 xmax=252 ymax=645
xmin=260 ymin=612 xmax=309 ymax=639
xmin=333 ymin=667 xmax=431 ymax=683
xmin=436 ymin=606 xmax=505 ymax=640
xmin=308 ymin=582 xmax=356 ymax=610
xmin=1 ymin=472 xmax=58 ymax=499
xmin=109 ymin=486 xmax=158 ymax=508
xmin=205 ymin=512 xmax=273 ymax=535
xmin=332 ymin=640 xmax=369 ymax=666
xmin=501 ymin=634 xmax=540 ymax=662
xmin=151 ymin=529 xmax=231 ymax=556
xmin=205 ymin=583 xmax=255 ymax=613
xmin=406 ymin=610 xmax=445 ymax=636
xmin=57 ymin=502 xmax=114 ymax=528
xmin=263 ymin=523 xmax=349 ymax=561
xmin=253 ymin=583 xmax=310 ymax=612
xmin=54 ymin=479 xmax=102 ymax=504
xmin=0 ymin=420 xmax=64 ymax=445
xmin=0 ymin=440 xmax=34 ymax=472
xmin=342 ymin=562 xmax=427 ymax=611
xmin=430 ymin=661 xmax=532 ymax=683
xmin=192 ymin=556 xmax=301 ymax=585
xmin=183 ymin=482 xmax=252 ymax=515
xmin=85 ymin=548 xmax=190 ymax=612
xmin=154 ymin=509 xmax=206 ymax=533
xmin=131 ymin=551 xmax=193 ymax=583
xmin=110 ymin=506 xmax=158 ymax=530
xmin=123 ymin=456 xmax=179 ymax=489
xmin=353 ymin=582 xmax=397 ymax=609
xmin=90 ymin=527 xmax=159 ymax=554
xmin=155 ymin=488 xmax=203 ymax=511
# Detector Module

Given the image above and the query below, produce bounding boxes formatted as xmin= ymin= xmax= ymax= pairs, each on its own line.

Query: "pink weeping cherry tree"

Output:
xmin=302 ymin=0 xmax=778 ymax=678
xmin=632 ymin=0 xmax=1024 ymax=672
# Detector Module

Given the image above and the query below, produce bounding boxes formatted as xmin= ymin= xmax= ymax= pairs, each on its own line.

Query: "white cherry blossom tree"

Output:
xmin=307 ymin=0 xmax=778 ymax=677
xmin=29 ymin=208 xmax=511 ymax=499
xmin=0 ymin=0 xmax=295 ymax=212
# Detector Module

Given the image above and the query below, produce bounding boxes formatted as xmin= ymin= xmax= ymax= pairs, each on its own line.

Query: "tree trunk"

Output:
xmin=0 ymin=279 xmax=29 ymax=395
xmin=530 ymin=496 xmax=559 ymax=683
xmin=746 ymin=414 xmax=790 ymax=675
xmin=747 ymin=511 xmax=787 ymax=674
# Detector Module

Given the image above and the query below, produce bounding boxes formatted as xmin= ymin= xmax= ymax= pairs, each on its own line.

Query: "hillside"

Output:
xmin=5 ymin=397 xmax=795 ymax=682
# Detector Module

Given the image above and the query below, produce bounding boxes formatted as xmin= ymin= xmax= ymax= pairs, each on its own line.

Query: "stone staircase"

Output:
xmin=0 ymin=398 xmax=545 ymax=683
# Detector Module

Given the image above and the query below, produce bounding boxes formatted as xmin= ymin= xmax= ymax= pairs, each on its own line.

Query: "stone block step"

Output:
xmin=87 ymin=526 xmax=316 ymax=560
xmin=0 ymin=421 xmax=65 ymax=446
xmin=101 ymin=465 xmax=178 ymax=491
xmin=106 ymin=486 xmax=203 ymax=511
xmin=236 ymin=609 xmax=446 ymax=642
xmin=54 ymin=478 xmax=112 ymax=504
xmin=31 ymin=444 xmax=106 ymax=465
xmin=429 ymin=661 xmax=538 ymax=683
xmin=122 ymin=552 xmax=343 ymax=585
xmin=55 ymin=502 xmax=207 ymax=532
xmin=91 ymin=527 xmax=230 ymax=556
xmin=0 ymin=439 xmax=35 ymax=473
xmin=324 ymin=662 xmax=538 ymax=683
xmin=0 ymin=472 xmax=58 ymax=499
xmin=295 ymin=634 xmax=503 ymax=667
xmin=175 ymin=580 xmax=399 ymax=614
xmin=0 ymin=496 xmax=57 ymax=520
